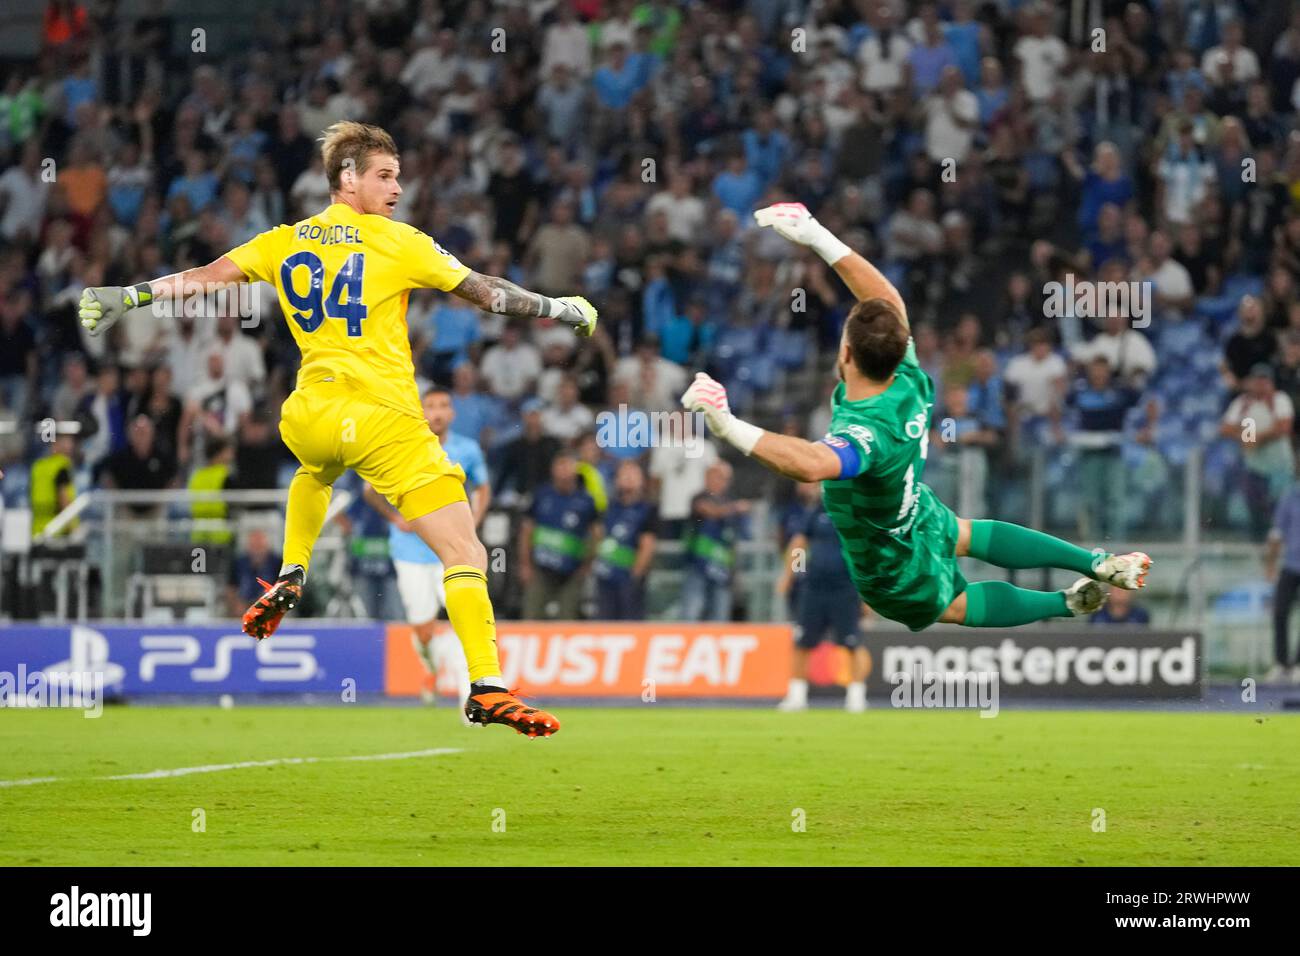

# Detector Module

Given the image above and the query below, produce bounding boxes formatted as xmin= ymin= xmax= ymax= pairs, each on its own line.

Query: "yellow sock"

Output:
xmin=282 ymin=468 xmax=333 ymax=574
xmin=442 ymin=565 xmax=501 ymax=683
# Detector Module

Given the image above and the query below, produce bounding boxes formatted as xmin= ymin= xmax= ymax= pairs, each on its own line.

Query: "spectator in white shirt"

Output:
xmin=645 ymin=172 xmax=707 ymax=245
xmin=613 ymin=336 xmax=689 ymax=412
xmin=541 ymin=376 xmax=596 ymax=442
xmin=1072 ymin=313 xmax=1158 ymax=387
xmin=211 ymin=313 xmax=266 ymax=396
xmin=542 ymin=4 xmax=593 ymax=77
xmin=1202 ymin=21 xmax=1260 ymax=88
xmin=289 ymin=154 xmax=331 ymax=220
xmin=1013 ymin=6 xmax=1068 ymax=103
xmin=1220 ymin=363 xmax=1296 ymax=540
xmin=923 ymin=65 xmax=979 ymax=163
xmin=401 ymin=29 xmax=465 ymax=98
xmin=857 ymin=3 xmax=913 ymax=94
xmin=180 ymin=351 xmax=253 ymax=466
xmin=1146 ymin=231 xmax=1195 ymax=312
xmin=118 ymin=295 xmax=172 ymax=370
xmin=813 ymin=36 xmax=857 ymax=100
xmin=167 ymin=315 xmax=214 ymax=397
xmin=296 ymin=80 xmax=342 ymax=143
xmin=480 ymin=322 xmax=542 ymax=402
xmin=885 ymin=188 xmax=944 ymax=264
xmin=0 ymin=141 xmax=51 ymax=244
xmin=1004 ymin=327 xmax=1068 ymax=417
xmin=649 ymin=435 xmax=719 ymax=537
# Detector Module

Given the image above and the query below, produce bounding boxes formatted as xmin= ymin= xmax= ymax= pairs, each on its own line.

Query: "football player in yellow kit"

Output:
xmin=78 ymin=122 xmax=595 ymax=737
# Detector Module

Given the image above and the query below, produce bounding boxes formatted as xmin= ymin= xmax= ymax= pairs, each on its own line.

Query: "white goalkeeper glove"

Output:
xmin=79 ymin=283 xmax=154 ymax=336
xmin=753 ymin=202 xmax=851 ymax=266
xmin=680 ymin=372 xmax=763 ymax=455
xmin=551 ymin=295 xmax=598 ymax=337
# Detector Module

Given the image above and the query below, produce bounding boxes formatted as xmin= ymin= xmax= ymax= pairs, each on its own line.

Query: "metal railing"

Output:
xmin=24 ymin=488 xmax=353 ymax=619
xmin=3 ymin=442 xmax=1285 ymax=673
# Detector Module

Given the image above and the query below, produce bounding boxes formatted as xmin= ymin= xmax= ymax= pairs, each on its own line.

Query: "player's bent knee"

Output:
xmin=939 ymin=592 xmax=967 ymax=624
xmin=954 ymin=517 xmax=973 ymax=557
xmin=450 ymin=539 xmax=488 ymax=571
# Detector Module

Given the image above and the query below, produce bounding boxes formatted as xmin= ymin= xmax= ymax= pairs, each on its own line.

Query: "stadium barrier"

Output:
xmin=0 ymin=622 xmax=1201 ymax=703
xmin=385 ymin=622 xmax=793 ymax=698
xmin=839 ymin=627 xmax=1202 ymax=699
xmin=0 ymin=621 xmax=794 ymax=700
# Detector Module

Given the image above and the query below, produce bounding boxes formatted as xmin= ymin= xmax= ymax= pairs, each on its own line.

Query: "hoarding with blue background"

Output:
xmin=0 ymin=624 xmax=386 ymax=695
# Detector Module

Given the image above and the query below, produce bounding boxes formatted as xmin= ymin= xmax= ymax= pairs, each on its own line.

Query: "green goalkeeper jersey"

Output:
xmin=819 ymin=339 xmax=967 ymax=630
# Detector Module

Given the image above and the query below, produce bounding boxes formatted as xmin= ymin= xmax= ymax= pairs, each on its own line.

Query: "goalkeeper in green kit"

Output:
xmin=681 ymin=203 xmax=1150 ymax=631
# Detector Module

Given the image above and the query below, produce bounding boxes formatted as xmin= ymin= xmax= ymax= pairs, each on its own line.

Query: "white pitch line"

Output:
xmin=0 ymin=748 xmax=464 ymax=788
xmin=0 ymin=777 xmax=61 ymax=788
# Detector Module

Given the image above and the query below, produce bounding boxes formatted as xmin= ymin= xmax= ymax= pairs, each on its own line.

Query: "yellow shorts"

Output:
xmin=279 ymin=380 xmax=467 ymax=520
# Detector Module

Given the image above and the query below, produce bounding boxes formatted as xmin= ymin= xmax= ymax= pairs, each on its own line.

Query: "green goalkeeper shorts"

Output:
xmin=849 ymin=484 xmax=968 ymax=632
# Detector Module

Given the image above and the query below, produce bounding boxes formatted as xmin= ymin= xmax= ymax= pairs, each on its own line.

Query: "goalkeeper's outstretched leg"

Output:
xmin=937 ymin=517 xmax=1151 ymax=627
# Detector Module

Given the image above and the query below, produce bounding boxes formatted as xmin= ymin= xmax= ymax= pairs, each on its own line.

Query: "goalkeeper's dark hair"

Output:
xmin=844 ymin=298 xmax=909 ymax=382
xmin=320 ymin=121 xmax=399 ymax=192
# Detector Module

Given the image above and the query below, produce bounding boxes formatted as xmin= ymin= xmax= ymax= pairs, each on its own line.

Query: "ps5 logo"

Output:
xmin=138 ymin=635 xmax=319 ymax=682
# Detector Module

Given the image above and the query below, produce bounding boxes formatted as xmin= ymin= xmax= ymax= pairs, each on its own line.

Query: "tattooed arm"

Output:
xmin=450 ymin=271 xmax=597 ymax=335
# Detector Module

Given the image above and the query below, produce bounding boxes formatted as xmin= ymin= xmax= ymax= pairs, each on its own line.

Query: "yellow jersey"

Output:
xmin=225 ymin=202 xmax=470 ymax=419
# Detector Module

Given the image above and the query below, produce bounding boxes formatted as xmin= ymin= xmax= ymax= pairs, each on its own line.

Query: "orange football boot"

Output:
xmin=464 ymin=686 xmax=561 ymax=737
xmin=242 ymin=575 xmax=304 ymax=640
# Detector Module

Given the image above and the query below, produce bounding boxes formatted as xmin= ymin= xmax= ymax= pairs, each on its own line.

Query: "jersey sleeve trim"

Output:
xmin=818 ymin=434 xmax=866 ymax=479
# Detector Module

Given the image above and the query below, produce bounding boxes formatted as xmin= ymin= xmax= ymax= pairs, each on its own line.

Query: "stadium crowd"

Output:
xmin=1 ymin=0 xmax=1298 ymax=623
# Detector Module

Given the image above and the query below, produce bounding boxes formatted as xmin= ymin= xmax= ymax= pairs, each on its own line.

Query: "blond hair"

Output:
xmin=319 ymin=121 xmax=399 ymax=192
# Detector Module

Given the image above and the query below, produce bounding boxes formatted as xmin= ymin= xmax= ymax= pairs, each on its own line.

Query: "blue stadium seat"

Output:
xmin=770 ymin=328 xmax=808 ymax=370
xmin=1 ymin=462 xmax=31 ymax=504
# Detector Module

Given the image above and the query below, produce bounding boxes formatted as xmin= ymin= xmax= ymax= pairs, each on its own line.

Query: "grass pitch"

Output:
xmin=1 ymin=705 xmax=1296 ymax=866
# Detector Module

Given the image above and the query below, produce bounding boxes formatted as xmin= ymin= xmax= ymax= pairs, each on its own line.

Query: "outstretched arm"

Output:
xmin=754 ymin=202 xmax=908 ymax=328
xmin=681 ymin=373 xmax=853 ymax=483
xmin=79 ymin=255 xmax=248 ymax=335
xmin=450 ymin=270 xmax=597 ymax=336
xmin=749 ymin=431 xmax=844 ymax=483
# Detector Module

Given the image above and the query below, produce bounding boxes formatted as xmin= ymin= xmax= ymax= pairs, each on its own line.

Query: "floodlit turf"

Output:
xmin=1 ymin=705 xmax=1297 ymax=866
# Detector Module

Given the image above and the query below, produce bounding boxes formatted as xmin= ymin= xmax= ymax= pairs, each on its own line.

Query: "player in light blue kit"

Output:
xmin=365 ymin=386 xmax=491 ymax=714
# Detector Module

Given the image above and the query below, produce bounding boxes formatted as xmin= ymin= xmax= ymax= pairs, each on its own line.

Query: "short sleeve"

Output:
xmin=225 ymin=225 xmax=292 ymax=284
xmin=404 ymin=228 xmax=472 ymax=291
xmin=464 ymin=442 xmax=490 ymax=487
xmin=1276 ymin=392 xmax=1295 ymax=420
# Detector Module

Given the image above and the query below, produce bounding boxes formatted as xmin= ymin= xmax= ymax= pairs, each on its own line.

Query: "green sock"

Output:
xmin=962 ymin=580 xmax=1069 ymax=627
xmin=968 ymin=520 xmax=1103 ymax=577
